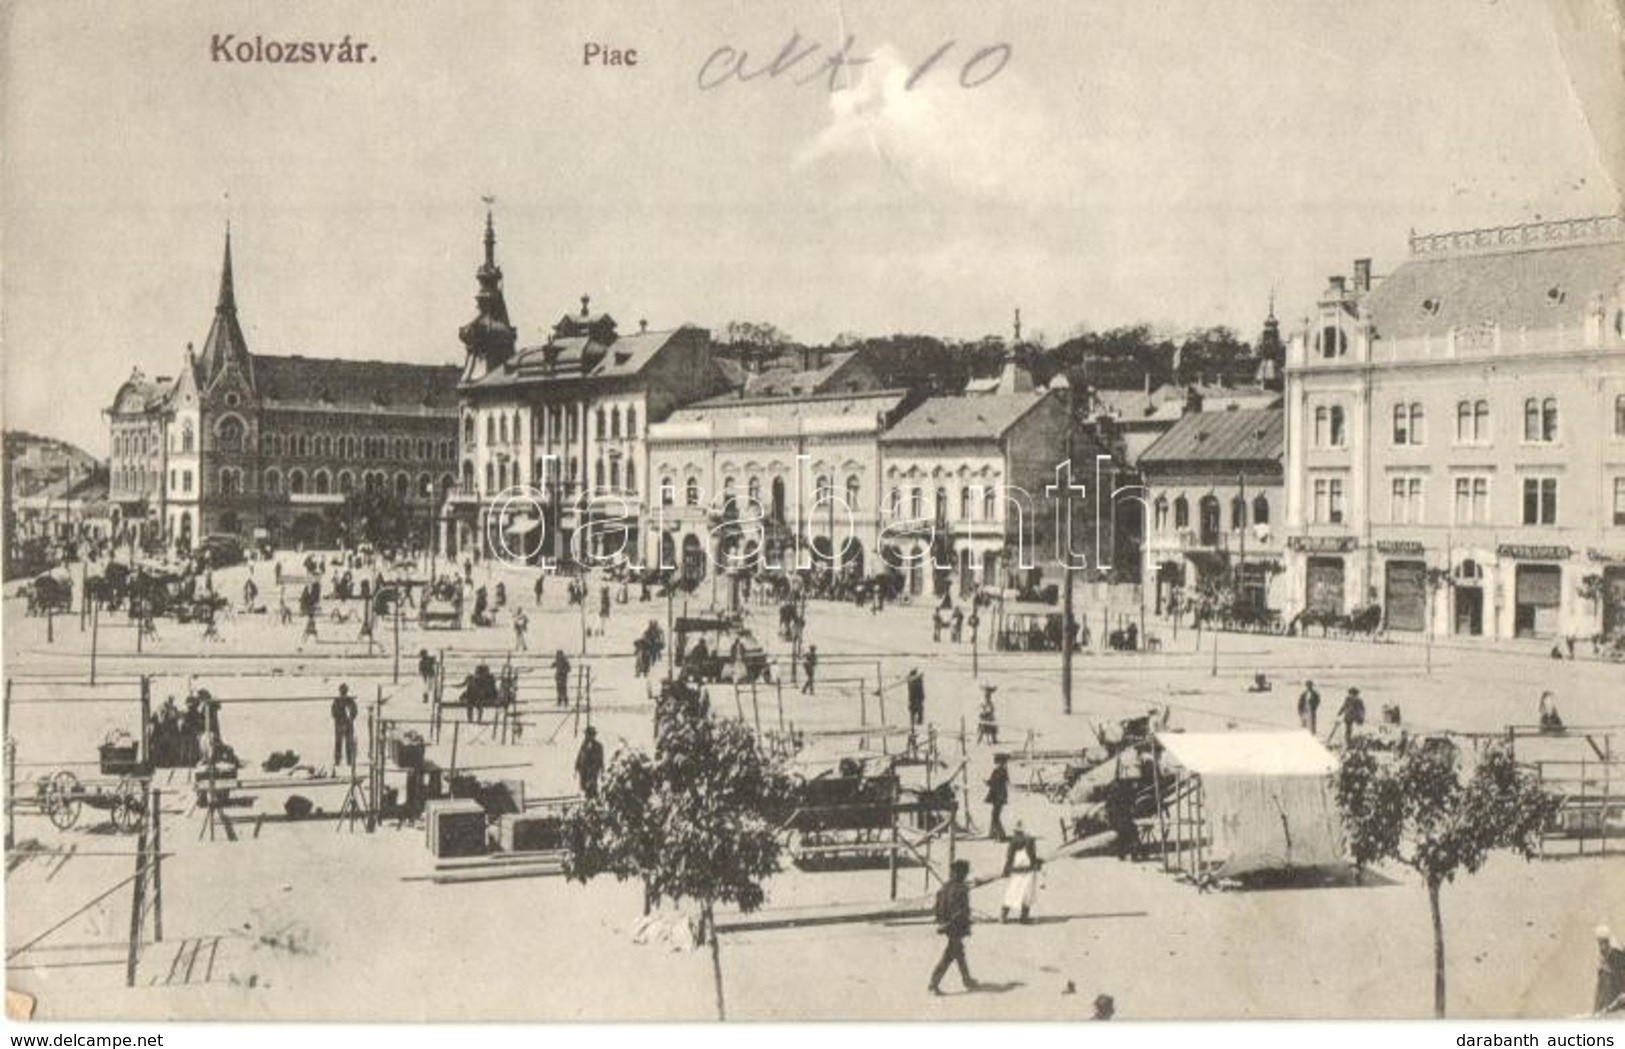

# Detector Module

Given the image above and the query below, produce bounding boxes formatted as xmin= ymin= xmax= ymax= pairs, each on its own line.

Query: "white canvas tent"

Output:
xmin=1155 ymin=731 xmax=1346 ymax=880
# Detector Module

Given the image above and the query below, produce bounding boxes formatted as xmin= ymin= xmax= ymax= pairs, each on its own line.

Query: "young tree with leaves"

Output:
xmin=1333 ymin=737 xmax=1558 ymax=1017
xmin=562 ymin=682 xmax=796 ymax=1019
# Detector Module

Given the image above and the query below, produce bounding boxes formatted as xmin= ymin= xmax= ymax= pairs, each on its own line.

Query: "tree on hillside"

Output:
xmin=562 ymin=682 xmax=796 ymax=1019
xmin=1333 ymin=737 xmax=1558 ymax=1017
xmin=717 ymin=321 xmax=794 ymax=374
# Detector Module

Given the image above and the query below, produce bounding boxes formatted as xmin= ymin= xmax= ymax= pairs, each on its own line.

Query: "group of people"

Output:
xmin=1295 ymin=680 xmax=1365 ymax=742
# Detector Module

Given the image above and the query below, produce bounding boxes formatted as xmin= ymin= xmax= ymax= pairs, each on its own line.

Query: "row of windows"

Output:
xmin=1151 ymin=494 xmax=1271 ymax=532
xmin=466 ymin=406 xmax=641 ymax=447
xmin=1313 ymin=473 xmax=1625 ymax=527
xmin=466 ymin=457 xmax=622 ymax=496
xmin=259 ymin=433 xmax=454 ymax=462
xmin=260 ymin=468 xmax=452 ymax=498
xmin=113 ymin=431 xmax=160 ymax=458
xmin=1322 ymin=395 xmax=1622 ymax=450
xmin=116 ymin=467 xmax=160 ymax=492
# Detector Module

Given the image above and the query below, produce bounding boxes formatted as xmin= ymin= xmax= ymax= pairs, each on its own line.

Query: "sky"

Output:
xmin=2 ymin=0 xmax=1619 ymax=455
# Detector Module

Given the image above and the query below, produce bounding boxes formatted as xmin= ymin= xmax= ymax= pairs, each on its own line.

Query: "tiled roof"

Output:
xmin=1138 ymin=407 xmax=1283 ymax=466
xmin=881 ymin=392 xmax=1050 ymax=443
xmin=743 ymin=353 xmax=858 ymax=397
xmin=109 ymin=373 xmax=176 ymax=415
xmin=658 ymin=390 xmax=906 ymax=438
xmin=462 ymin=327 xmax=697 ymax=390
xmin=252 ymin=354 xmax=461 ymax=413
xmin=1367 ymin=239 xmax=1625 ymax=341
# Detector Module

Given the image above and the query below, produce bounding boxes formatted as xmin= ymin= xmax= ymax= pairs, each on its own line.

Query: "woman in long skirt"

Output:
xmin=1001 ymin=823 xmax=1042 ymax=923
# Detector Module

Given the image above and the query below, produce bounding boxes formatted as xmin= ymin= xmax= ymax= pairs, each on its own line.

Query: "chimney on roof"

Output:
xmin=1353 ymin=258 xmax=1372 ymax=293
xmin=1183 ymin=386 xmax=1205 ymax=416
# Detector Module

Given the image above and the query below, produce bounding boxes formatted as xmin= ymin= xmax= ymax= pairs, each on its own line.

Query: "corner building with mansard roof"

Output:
xmin=1282 ymin=214 xmax=1625 ymax=643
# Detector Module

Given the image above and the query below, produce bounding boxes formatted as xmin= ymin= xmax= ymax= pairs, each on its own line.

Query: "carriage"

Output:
xmin=783 ymin=758 xmax=958 ymax=867
xmin=993 ymin=603 xmax=1067 ymax=652
xmin=24 ymin=572 xmax=74 ymax=616
xmin=420 ymin=581 xmax=464 ymax=630
xmin=30 ymin=730 xmax=151 ymax=834
xmin=674 ymin=616 xmax=771 ymax=684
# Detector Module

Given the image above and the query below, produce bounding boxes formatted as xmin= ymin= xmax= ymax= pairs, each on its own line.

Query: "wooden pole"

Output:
xmin=150 ymin=788 xmax=163 ymax=943
xmin=585 ymin=666 xmax=593 ymax=731
xmin=450 ymin=720 xmax=461 ymax=779
xmin=750 ymin=681 xmax=761 ymax=736
xmin=90 ymin=599 xmax=99 ymax=685
xmin=125 ymin=794 xmax=151 ymax=987
xmin=4 ymin=679 xmax=14 ymax=849
xmin=393 ymin=599 xmax=402 ymax=684
xmin=775 ymin=680 xmax=785 ymax=734
xmin=888 ymin=812 xmax=900 ymax=901
xmin=733 ymin=684 xmax=745 ymax=723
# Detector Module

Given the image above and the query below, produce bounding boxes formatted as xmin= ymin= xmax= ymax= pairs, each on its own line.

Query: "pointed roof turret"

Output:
xmin=197 ymin=226 xmax=253 ymax=391
xmin=459 ymin=205 xmax=518 ymax=379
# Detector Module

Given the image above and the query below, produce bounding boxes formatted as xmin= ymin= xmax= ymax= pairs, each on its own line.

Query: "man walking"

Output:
xmin=1335 ymin=687 xmax=1366 ymax=744
xmin=985 ymin=753 xmax=1010 ymax=841
xmin=801 ymin=645 xmax=818 ymax=695
xmin=1596 ymin=925 xmax=1625 ymax=1014
xmin=331 ymin=683 xmax=358 ymax=770
xmin=928 ymin=859 xmax=979 ymax=995
xmin=575 ymin=726 xmax=605 ymax=799
xmin=418 ymin=649 xmax=438 ymax=704
xmin=1297 ymin=680 xmax=1321 ymax=734
xmin=512 ymin=607 xmax=529 ymax=651
xmin=906 ymin=669 xmax=926 ymax=727
xmin=554 ymin=650 xmax=573 ymax=708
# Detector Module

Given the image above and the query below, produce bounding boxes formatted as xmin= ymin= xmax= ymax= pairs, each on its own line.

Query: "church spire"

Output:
xmin=460 ymin=203 xmax=518 ymax=380
xmin=217 ymin=223 xmax=237 ymax=313
xmin=197 ymin=225 xmax=253 ymax=392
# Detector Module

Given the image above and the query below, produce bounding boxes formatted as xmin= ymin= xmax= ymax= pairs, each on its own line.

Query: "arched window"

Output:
xmin=1616 ymin=394 xmax=1625 ymax=437
xmin=1314 ymin=407 xmax=1328 ymax=447
xmin=626 ymin=407 xmax=638 ymax=438
xmin=217 ymin=416 xmax=245 ymax=453
xmin=1173 ymin=495 xmax=1189 ymax=529
xmin=181 ymin=425 xmax=195 ymax=453
xmin=1456 ymin=400 xmax=1473 ymax=442
xmin=983 ymin=486 xmax=997 ymax=521
xmin=596 ymin=409 xmax=607 ymax=440
xmin=595 ymin=460 xmax=606 ymax=489
xmin=771 ymin=477 xmax=786 ymax=523
xmin=395 ymin=473 xmax=410 ymax=499
xmin=417 ymin=473 xmax=432 ymax=498
xmin=486 ymin=416 xmax=495 ymax=445
xmin=624 ymin=460 xmax=636 ymax=493
xmin=1252 ymin=493 xmax=1270 ymax=525
xmin=660 ymin=477 xmax=675 ymax=506
xmin=935 ymin=487 xmax=948 ymax=522
xmin=887 ymin=487 xmax=902 ymax=517
xmin=1524 ymin=398 xmax=1541 ymax=441
xmin=1473 ymin=400 xmax=1488 ymax=442
xmin=485 ymin=461 xmax=495 ymax=493
xmin=463 ymin=415 xmax=475 ymax=444
xmin=960 ymin=487 xmax=973 ymax=520
xmin=1409 ymin=403 xmax=1425 ymax=444
xmin=845 ymin=475 xmax=861 ymax=511
xmin=498 ymin=416 xmax=508 ymax=444
xmin=1154 ymin=495 xmax=1169 ymax=530
xmin=1542 ymin=397 xmax=1558 ymax=441
xmin=910 ymin=487 xmax=924 ymax=519
xmin=685 ymin=476 xmax=700 ymax=507
xmin=1329 ymin=406 xmax=1346 ymax=446
xmin=750 ymin=477 xmax=764 ymax=511
xmin=219 ymin=468 xmax=239 ymax=495
xmin=512 ymin=413 xmax=521 ymax=443
xmin=1199 ymin=495 xmax=1221 ymax=543
xmin=1393 ymin=403 xmax=1409 ymax=445
xmin=339 ymin=470 xmax=354 ymax=495
xmin=264 ymin=469 xmax=281 ymax=495
xmin=460 ymin=461 xmax=473 ymax=488
xmin=611 ymin=408 xmax=621 ymax=439
xmin=289 ymin=469 xmax=306 ymax=495
xmin=1231 ymin=495 xmax=1247 ymax=530
xmin=313 ymin=470 xmax=330 ymax=495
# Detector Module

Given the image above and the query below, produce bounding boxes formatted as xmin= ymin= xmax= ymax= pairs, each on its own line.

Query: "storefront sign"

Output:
xmin=1376 ymin=540 xmax=1425 ymax=554
xmin=1288 ymin=536 xmax=1357 ymax=553
xmin=1496 ymin=543 xmax=1571 ymax=561
xmin=1587 ymin=548 xmax=1625 ymax=565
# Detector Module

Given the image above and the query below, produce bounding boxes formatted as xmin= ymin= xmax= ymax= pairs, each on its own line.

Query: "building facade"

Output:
xmin=646 ymin=389 xmax=909 ymax=588
xmin=449 ymin=213 xmax=727 ymax=565
xmin=104 ymin=232 xmax=462 ymax=551
xmin=1283 ymin=214 xmax=1625 ymax=641
xmin=1139 ymin=407 xmax=1286 ymax=616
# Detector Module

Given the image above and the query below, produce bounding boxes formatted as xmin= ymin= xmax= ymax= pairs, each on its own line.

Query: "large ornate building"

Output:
xmin=1283 ymin=214 xmax=1625 ymax=642
xmin=448 ymin=212 xmax=727 ymax=564
xmin=105 ymin=232 xmax=462 ymax=550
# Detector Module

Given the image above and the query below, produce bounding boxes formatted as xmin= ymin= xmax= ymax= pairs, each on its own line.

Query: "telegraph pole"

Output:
xmin=1061 ymin=385 xmax=1077 ymax=717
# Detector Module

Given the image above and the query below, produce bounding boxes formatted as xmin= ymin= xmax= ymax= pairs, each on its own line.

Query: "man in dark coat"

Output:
xmin=928 ymin=859 xmax=978 ymax=995
xmin=554 ymin=650 xmax=573 ymax=708
xmin=331 ymin=684 xmax=358 ymax=769
xmin=1297 ymin=680 xmax=1321 ymax=734
xmin=1336 ymin=687 xmax=1366 ymax=743
xmin=985 ymin=753 xmax=1010 ymax=841
xmin=575 ymin=726 xmax=605 ymax=799
xmin=906 ymin=669 xmax=926 ymax=727
xmin=1597 ymin=926 xmax=1625 ymax=1015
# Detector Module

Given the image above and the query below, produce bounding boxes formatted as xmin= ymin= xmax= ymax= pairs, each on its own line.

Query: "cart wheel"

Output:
xmin=44 ymin=770 xmax=82 ymax=830
xmin=110 ymin=777 xmax=146 ymax=834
